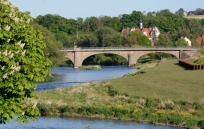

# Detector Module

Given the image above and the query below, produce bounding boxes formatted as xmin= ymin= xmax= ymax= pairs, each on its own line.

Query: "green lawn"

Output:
xmin=110 ymin=59 xmax=204 ymax=103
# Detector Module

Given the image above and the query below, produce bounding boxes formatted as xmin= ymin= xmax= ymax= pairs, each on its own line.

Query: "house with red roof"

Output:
xmin=196 ymin=34 xmax=204 ymax=45
xmin=121 ymin=27 xmax=160 ymax=46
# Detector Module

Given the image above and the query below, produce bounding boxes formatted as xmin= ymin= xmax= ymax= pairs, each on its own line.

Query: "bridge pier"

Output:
xmin=74 ymin=51 xmax=82 ymax=69
xmin=128 ymin=53 xmax=138 ymax=67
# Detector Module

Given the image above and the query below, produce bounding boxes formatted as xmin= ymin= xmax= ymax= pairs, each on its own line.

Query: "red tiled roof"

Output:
xmin=141 ymin=28 xmax=152 ymax=38
xmin=196 ymin=35 xmax=204 ymax=45
xmin=121 ymin=27 xmax=152 ymax=39
xmin=121 ymin=28 xmax=131 ymax=35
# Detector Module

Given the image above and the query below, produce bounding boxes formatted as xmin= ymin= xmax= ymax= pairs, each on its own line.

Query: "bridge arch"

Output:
xmin=79 ymin=51 xmax=129 ymax=67
xmin=136 ymin=51 xmax=180 ymax=60
xmin=66 ymin=51 xmax=75 ymax=65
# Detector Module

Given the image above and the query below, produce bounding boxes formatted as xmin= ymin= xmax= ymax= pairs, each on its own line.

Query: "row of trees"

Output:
xmin=35 ymin=9 xmax=204 ymax=48
xmin=32 ymin=8 xmax=204 ymax=66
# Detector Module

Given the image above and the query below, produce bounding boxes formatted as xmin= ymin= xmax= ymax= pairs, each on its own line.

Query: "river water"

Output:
xmin=1 ymin=117 xmax=185 ymax=129
xmin=1 ymin=66 xmax=185 ymax=129
xmin=37 ymin=66 xmax=138 ymax=91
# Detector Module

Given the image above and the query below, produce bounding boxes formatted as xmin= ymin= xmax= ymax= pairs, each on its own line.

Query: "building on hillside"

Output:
xmin=182 ymin=37 xmax=192 ymax=46
xmin=121 ymin=21 xmax=160 ymax=46
xmin=196 ymin=34 xmax=204 ymax=45
xmin=183 ymin=11 xmax=188 ymax=16
xmin=188 ymin=11 xmax=197 ymax=16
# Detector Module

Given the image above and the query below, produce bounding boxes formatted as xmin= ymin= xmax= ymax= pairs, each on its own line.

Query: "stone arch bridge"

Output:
xmin=63 ymin=47 xmax=199 ymax=69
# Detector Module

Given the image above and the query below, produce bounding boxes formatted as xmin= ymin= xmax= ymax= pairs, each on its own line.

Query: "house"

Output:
xmin=121 ymin=27 xmax=160 ymax=46
xmin=121 ymin=28 xmax=132 ymax=35
xmin=188 ymin=11 xmax=196 ymax=16
xmin=182 ymin=37 xmax=192 ymax=46
xmin=196 ymin=34 xmax=204 ymax=45
xmin=183 ymin=11 xmax=188 ymax=16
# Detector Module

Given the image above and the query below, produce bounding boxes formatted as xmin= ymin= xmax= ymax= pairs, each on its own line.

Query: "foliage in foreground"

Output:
xmin=35 ymin=81 xmax=204 ymax=128
xmin=0 ymin=0 xmax=52 ymax=124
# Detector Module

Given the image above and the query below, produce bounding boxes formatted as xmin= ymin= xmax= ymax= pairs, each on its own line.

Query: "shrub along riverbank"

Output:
xmin=33 ymin=59 xmax=204 ymax=128
xmin=79 ymin=65 xmax=101 ymax=70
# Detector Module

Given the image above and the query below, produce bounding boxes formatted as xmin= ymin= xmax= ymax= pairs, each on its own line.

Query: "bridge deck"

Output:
xmin=63 ymin=47 xmax=200 ymax=52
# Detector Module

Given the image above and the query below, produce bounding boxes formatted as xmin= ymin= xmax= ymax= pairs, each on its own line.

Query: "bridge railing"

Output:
xmin=63 ymin=46 xmax=202 ymax=50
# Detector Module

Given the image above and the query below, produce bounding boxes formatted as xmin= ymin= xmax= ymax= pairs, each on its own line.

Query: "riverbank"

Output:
xmin=79 ymin=65 xmax=101 ymax=70
xmin=34 ymin=59 xmax=204 ymax=128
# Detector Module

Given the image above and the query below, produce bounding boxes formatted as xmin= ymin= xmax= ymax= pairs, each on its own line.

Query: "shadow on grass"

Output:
xmin=137 ymin=58 xmax=154 ymax=64
xmin=174 ymin=63 xmax=192 ymax=70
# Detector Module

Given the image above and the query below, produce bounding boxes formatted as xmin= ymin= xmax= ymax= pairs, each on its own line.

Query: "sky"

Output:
xmin=9 ymin=0 xmax=204 ymax=20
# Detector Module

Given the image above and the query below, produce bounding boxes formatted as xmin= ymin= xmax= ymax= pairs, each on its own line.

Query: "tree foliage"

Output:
xmin=31 ymin=22 xmax=66 ymax=67
xmin=92 ymin=27 xmax=122 ymax=47
xmin=128 ymin=31 xmax=151 ymax=46
xmin=0 ymin=0 xmax=52 ymax=124
xmin=35 ymin=9 xmax=204 ymax=48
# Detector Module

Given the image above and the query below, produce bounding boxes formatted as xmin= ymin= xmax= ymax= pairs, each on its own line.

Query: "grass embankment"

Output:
xmin=112 ymin=59 xmax=204 ymax=102
xmin=184 ymin=15 xmax=204 ymax=19
xmin=34 ymin=59 xmax=204 ymax=128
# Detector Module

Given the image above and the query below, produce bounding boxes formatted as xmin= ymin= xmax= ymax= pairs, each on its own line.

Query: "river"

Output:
xmin=37 ymin=66 xmax=138 ymax=91
xmin=1 ymin=66 xmax=186 ymax=129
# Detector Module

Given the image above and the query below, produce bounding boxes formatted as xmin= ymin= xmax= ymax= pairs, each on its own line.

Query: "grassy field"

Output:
xmin=110 ymin=59 xmax=204 ymax=103
xmin=184 ymin=15 xmax=204 ymax=19
xmin=33 ymin=59 xmax=204 ymax=128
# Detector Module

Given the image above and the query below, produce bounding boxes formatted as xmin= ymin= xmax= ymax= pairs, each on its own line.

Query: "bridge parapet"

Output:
xmin=63 ymin=47 xmax=201 ymax=51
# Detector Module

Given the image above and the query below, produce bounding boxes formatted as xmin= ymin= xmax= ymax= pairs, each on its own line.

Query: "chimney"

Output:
xmin=139 ymin=20 xmax=143 ymax=30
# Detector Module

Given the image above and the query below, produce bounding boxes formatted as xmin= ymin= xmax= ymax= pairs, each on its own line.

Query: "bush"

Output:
xmin=59 ymin=106 xmax=69 ymax=113
xmin=145 ymin=98 xmax=157 ymax=108
xmin=185 ymin=119 xmax=198 ymax=128
xmin=108 ymin=85 xmax=118 ymax=96
xmin=198 ymin=120 xmax=204 ymax=128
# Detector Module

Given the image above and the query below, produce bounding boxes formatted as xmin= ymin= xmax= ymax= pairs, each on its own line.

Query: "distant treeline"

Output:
xmin=31 ymin=9 xmax=204 ymax=66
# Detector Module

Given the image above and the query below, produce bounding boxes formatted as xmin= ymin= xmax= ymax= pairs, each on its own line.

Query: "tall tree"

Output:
xmin=31 ymin=22 xmax=65 ymax=67
xmin=0 ymin=0 xmax=51 ymax=123
xmin=121 ymin=14 xmax=132 ymax=28
xmin=130 ymin=11 xmax=144 ymax=27
xmin=175 ymin=8 xmax=185 ymax=16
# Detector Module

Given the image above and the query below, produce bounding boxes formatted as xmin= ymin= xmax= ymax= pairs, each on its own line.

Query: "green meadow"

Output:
xmin=110 ymin=59 xmax=204 ymax=103
xmin=33 ymin=59 xmax=204 ymax=128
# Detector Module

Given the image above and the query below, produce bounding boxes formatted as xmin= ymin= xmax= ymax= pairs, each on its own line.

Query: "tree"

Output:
xmin=121 ymin=14 xmax=132 ymax=28
xmin=185 ymin=19 xmax=204 ymax=38
xmin=31 ymin=22 xmax=65 ymax=67
xmin=83 ymin=17 xmax=100 ymax=32
xmin=155 ymin=34 xmax=173 ymax=46
xmin=175 ymin=8 xmax=185 ymax=16
xmin=130 ymin=11 xmax=144 ymax=27
xmin=128 ymin=31 xmax=151 ymax=46
xmin=156 ymin=9 xmax=171 ymax=16
xmin=98 ymin=16 xmax=122 ymax=31
xmin=93 ymin=27 xmax=122 ymax=47
xmin=173 ymin=38 xmax=188 ymax=46
xmin=0 ymin=0 xmax=52 ymax=124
